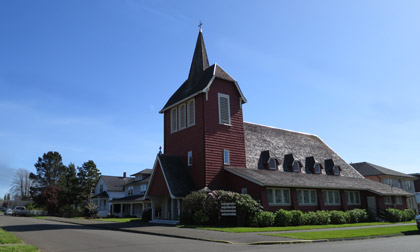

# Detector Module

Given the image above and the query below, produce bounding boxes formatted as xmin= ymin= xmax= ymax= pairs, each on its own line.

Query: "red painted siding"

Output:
xmin=148 ymin=163 xmax=170 ymax=196
xmin=204 ymin=79 xmax=246 ymax=189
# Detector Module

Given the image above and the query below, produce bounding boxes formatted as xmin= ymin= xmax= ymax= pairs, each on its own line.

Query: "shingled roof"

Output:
xmin=101 ymin=175 xmax=134 ymax=192
xmin=225 ymin=167 xmax=411 ymax=196
xmin=351 ymin=162 xmax=415 ymax=179
xmin=157 ymin=154 xmax=196 ymax=198
xmin=243 ymin=122 xmax=363 ymax=178
xmin=160 ymin=30 xmax=246 ymax=113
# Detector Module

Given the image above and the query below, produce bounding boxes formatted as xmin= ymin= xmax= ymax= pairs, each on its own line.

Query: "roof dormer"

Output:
xmin=258 ymin=150 xmax=280 ymax=170
xmin=325 ymin=159 xmax=340 ymax=176
xmin=292 ymin=160 xmax=302 ymax=173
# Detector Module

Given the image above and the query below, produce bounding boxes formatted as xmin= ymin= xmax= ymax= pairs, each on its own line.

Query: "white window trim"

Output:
xmin=297 ymin=189 xmax=317 ymax=206
xmin=170 ymin=107 xmax=178 ymax=133
xmin=178 ymin=103 xmax=186 ymax=130
xmin=187 ymin=151 xmax=192 ymax=166
xmin=323 ymin=190 xmax=341 ymax=206
xmin=385 ymin=195 xmax=393 ymax=205
xmin=345 ymin=191 xmax=361 ymax=205
xmin=218 ymin=93 xmax=231 ymax=125
xmin=395 ymin=196 xmax=402 ymax=205
xmin=267 ymin=188 xmax=291 ymax=206
xmin=269 ymin=158 xmax=276 ymax=170
xmin=187 ymin=99 xmax=195 ymax=127
xmin=293 ymin=161 xmax=300 ymax=173
xmin=314 ymin=163 xmax=321 ymax=174
xmin=223 ymin=150 xmax=230 ymax=165
xmin=333 ymin=165 xmax=340 ymax=176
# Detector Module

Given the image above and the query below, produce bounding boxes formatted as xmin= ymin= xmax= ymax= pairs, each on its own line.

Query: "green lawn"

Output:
xmin=0 ymin=228 xmax=39 ymax=252
xmin=32 ymin=216 xmax=48 ymax=220
xmin=263 ymin=225 xmax=419 ymax=240
xmin=180 ymin=222 xmax=408 ymax=233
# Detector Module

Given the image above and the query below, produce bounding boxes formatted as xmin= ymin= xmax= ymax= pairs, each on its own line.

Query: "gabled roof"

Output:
xmin=351 ymin=162 xmax=415 ymax=179
xmin=130 ymin=168 xmax=152 ymax=177
xmin=225 ymin=167 xmax=411 ymax=196
xmin=157 ymin=154 xmax=196 ymax=198
xmin=101 ymin=175 xmax=134 ymax=192
xmin=92 ymin=191 xmax=109 ymax=199
xmin=110 ymin=195 xmax=145 ymax=203
xmin=125 ymin=176 xmax=150 ymax=186
xmin=160 ymin=30 xmax=246 ymax=113
xmin=243 ymin=122 xmax=363 ymax=178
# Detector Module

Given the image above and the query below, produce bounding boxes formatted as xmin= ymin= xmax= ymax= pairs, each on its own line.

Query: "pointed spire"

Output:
xmin=188 ymin=29 xmax=210 ymax=85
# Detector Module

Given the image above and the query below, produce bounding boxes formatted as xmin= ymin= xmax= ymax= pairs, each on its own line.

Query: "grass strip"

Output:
xmin=180 ymin=221 xmax=415 ymax=233
xmin=32 ymin=216 xmax=48 ymax=220
xmin=72 ymin=217 xmax=141 ymax=223
xmin=0 ymin=229 xmax=22 ymax=244
xmin=263 ymin=225 xmax=419 ymax=240
xmin=0 ymin=244 xmax=39 ymax=252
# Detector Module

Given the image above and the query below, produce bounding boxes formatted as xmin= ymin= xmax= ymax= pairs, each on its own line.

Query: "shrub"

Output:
xmin=315 ymin=210 xmax=331 ymax=225
xmin=235 ymin=193 xmax=263 ymax=226
xmin=403 ymin=209 xmax=416 ymax=221
xmin=255 ymin=211 xmax=275 ymax=227
xmin=329 ymin=210 xmax=348 ymax=224
xmin=384 ymin=208 xmax=404 ymax=222
xmin=274 ymin=209 xmax=292 ymax=226
xmin=290 ymin=210 xmax=303 ymax=226
xmin=183 ymin=191 xmax=207 ymax=214
xmin=141 ymin=209 xmax=152 ymax=222
xmin=347 ymin=209 xmax=368 ymax=223
xmin=192 ymin=210 xmax=209 ymax=225
xmin=302 ymin=211 xmax=318 ymax=225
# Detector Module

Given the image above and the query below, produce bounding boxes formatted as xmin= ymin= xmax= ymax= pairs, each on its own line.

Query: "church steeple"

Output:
xmin=188 ymin=29 xmax=210 ymax=85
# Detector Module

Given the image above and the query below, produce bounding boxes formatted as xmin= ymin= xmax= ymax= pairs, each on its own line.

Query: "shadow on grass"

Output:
xmin=402 ymin=230 xmax=420 ymax=236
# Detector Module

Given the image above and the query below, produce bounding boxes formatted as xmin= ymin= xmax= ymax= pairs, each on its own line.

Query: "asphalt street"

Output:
xmin=1 ymin=216 xmax=419 ymax=252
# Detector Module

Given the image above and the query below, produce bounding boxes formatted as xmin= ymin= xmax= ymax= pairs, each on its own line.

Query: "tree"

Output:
xmin=77 ymin=160 xmax=101 ymax=203
xmin=9 ymin=168 xmax=33 ymax=200
xmin=62 ymin=163 xmax=81 ymax=209
xmin=30 ymin=151 xmax=67 ymax=215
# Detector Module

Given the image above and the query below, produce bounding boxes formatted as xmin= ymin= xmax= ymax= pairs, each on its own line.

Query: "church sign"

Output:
xmin=220 ymin=202 xmax=236 ymax=216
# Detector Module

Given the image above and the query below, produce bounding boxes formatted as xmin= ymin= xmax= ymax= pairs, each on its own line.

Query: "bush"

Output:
xmin=141 ymin=209 xmax=152 ymax=222
xmin=255 ymin=211 xmax=275 ymax=227
xmin=274 ymin=209 xmax=292 ymax=226
xmin=192 ymin=210 xmax=209 ymax=225
xmin=403 ymin=209 xmax=416 ymax=221
xmin=329 ymin=210 xmax=348 ymax=224
xmin=315 ymin=210 xmax=331 ymax=225
xmin=302 ymin=211 xmax=318 ymax=225
xmin=235 ymin=193 xmax=263 ymax=226
xmin=348 ymin=209 xmax=368 ymax=223
xmin=290 ymin=210 xmax=303 ymax=226
xmin=384 ymin=208 xmax=404 ymax=222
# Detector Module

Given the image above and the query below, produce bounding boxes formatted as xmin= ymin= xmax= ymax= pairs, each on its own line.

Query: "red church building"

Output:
xmin=144 ymin=29 xmax=411 ymax=224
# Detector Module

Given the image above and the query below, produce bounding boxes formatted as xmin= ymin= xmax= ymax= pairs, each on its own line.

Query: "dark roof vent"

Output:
xmin=324 ymin=159 xmax=335 ymax=175
xmin=283 ymin=154 xmax=295 ymax=172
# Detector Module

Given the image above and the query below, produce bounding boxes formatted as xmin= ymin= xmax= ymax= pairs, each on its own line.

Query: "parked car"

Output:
xmin=12 ymin=206 xmax=26 ymax=216
xmin=416 ymin=213 xmax=420 ymax=231
xmin=5 ymin=208 xmax=13 ymax=215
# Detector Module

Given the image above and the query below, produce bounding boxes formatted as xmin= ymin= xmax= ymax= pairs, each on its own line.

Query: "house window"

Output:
xmin=293 ymin=161 xmax=300 ymax=173
xmin=100 ymin=184 xmax=103 ymax=193
xmin=218 ymin=93 xmax=231 ymax=125
xmin=269 ymin=159 xmax=276 ymax=170
xmin=395 ymin=196 xmax=402 ymax=205
xmin=242 ymin=188 xmax=247 ymax=194
xmin=188 ymin=151 xmax=192 ymax=166
xmin=333 ymin=165 xmax=340 ymax=176
xmin=297 ymin=189 xmax=317 ymax=206
xmin=384 ymin=195 xmax=392 ymax=205
xmin=128 ymin=186 xmax=134 ymax=196
xmin=267 ymin=188 xmax=291 ymax=206
xmin=223 ymin=150 xmax=230 ymax=165
xmin=187 ymin=99 xmax=195 ymax=127
xmin=384 ymin=178 xmax=392 ymax=186
xmin=140 ymin=184 xmax=147 ymax=194
xmin=323 ymin=190 xmax=340 ymax=206
xmin=314 ymin=163 xmax=321 ymax=174
xmin=170 ymin=107 xmax=178 ymax=133
xmin=103 ymin=200 xmax=106 ymax=207
xmin=345 ymin=191 xmax=361 ymax=205
xmin=178 ymin=103 xmax=186 ymax=130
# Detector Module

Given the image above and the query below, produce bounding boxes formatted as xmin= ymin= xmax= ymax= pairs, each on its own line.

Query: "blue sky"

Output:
xmin=1 ymin=0 xmax=419 ymax=198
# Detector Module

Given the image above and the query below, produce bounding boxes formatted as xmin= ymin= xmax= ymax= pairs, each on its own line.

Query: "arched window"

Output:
xmin=269 ymin=159 xmax=277 ymax=170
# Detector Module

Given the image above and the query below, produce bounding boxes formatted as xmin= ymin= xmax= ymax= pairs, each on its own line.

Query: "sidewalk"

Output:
xmin=43 ymin=217 xmax=415 ymax=245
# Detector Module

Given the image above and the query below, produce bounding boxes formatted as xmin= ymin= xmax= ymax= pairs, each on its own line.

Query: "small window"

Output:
xmin=323 ymin=190 xmax=341 ymax=206
xmin=178 ymin=103 xmax=186 ymax=130
xmin=269 ymin=159 xmax=276 ymax=170
xmin=241 ymin=188 xmax=247 ymax=194
xmin=188 ymin=151 xmax=192 ymax=166
xmin=223 ymin=150 xmax=230 ymax=165
xmin=293 ymin=161 xmax=300 ymax=173
xmin=170 ymin=107 xmax=178 ymax=133
xmin=218 ymin=93 xmax=231 ymax=125
xmin=100 ymin=184 xmax=103 ymax=193
xmin=187 ymin=99 xmax=195 ymax=127
xmin=333 ymin=165 xmax=340 ymax=176
xmin=314 ymin=163 xmax=321 ymax=174
xmin=395 ymin=196 xmax=402 ymax=205
xmin=345 ymin=191 xmax=361 ymax=205
xmin=297 ymin=189 xmax=317 ymax=206
xmin=384 ymin=195 xmax=392 ymax=205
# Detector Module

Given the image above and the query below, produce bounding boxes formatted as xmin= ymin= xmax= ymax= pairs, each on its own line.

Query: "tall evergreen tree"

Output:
xmin=62 ymin=163 xmax=81 ymax=209
xmin=77 ymin=160 xmax=101 ymax=204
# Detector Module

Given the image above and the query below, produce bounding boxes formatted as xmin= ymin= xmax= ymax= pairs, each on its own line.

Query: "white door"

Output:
xmin=367 ymin=196 xmax=377 ymax=215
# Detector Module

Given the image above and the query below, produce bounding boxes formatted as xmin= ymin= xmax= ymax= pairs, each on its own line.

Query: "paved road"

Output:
xmin=1 ymin=216 xmax=419 ymax=252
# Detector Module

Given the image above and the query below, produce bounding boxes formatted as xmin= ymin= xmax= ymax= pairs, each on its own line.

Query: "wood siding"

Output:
xmin=148 ymin=163 xmax=170 ymax=196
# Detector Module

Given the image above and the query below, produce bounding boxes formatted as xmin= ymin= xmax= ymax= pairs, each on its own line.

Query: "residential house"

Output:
xmin=144 ymin=29 xmax=411 ymax=224
xmin=110 ymin=169 xmax=152 ymax=217
xmin=408 ymin=173 xmax=420 ymax=209
xmin=351 ymin=162 xmax=417 ymax=211
xmin=92 ymin=172 xmax=134 ymax=217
